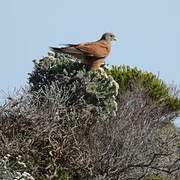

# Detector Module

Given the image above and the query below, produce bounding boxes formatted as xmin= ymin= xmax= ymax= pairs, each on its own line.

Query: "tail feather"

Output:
xmin=50 ymin=46 xmax=83 ymax=55
xmin=50 ymin=47 xmax=63 ymax=52
xmin=58 ymin=44 xmax=77 ymax=47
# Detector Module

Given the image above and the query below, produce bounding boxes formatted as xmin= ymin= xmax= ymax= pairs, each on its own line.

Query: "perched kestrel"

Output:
xmin=50 ymin=32 xmax=116 ymax=70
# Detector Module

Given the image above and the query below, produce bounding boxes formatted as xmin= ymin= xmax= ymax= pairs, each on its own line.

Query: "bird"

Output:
xmin=50 ymin=32 xmax=116 ymax=70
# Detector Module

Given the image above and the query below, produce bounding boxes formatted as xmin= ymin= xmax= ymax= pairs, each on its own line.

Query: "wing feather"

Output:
xmin=50 ymin=40 xmax=110 ymax=59
xmin=50 ymin=47 xmax=84 ymax=55
xmin=76 ymin=41 xmax=110 ymax=58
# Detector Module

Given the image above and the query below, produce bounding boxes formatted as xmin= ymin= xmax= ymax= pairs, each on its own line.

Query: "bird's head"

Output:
xmin=100 ymin=32 xmax=117 ymax=42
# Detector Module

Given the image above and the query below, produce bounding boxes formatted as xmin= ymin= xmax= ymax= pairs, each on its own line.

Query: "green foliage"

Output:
xmin=28 ymin=54 xmax=119 ymax=114
xmin=1 ymin=52 xmax=180 ymax=179
xmin=146 ymin=174 xmax=165 ymax=180
xmin=29 ymin=54 xmax=85 ymax=92
xmin=28 ymin=53 xmax=180 ymax=114
xmin=107 ymin=65 xmax=180 ymax=111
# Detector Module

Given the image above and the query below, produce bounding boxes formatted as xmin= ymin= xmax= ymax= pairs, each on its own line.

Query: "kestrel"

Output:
xmin=50 ymin=32 xmax=116 ymax=70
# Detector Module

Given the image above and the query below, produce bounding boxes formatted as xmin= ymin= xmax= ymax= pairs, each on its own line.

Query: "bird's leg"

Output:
xmin=90 ymin=59 xmax=105 ymax=70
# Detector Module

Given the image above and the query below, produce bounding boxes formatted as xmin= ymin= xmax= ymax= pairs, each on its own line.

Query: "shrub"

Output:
xmin=107 ymin=65 xmax=180 ymax=111
xmin=28 ymin=54 xmax=119 ymax=114
xmin=0 ymin=154 xmax=34 ymax=180
xmin=0 ymin=52 xmax=180 ymax=179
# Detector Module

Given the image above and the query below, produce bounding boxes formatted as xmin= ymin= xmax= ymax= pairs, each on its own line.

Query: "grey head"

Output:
xmin=100 ymin=32 xmax=116 ymax=42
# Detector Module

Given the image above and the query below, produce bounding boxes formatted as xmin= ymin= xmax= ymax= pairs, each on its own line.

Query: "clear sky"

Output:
xmin=0 ymin=1 xmax=180 ymax=103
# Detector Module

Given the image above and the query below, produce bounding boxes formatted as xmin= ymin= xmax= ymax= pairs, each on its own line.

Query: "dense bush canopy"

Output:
xmin=107 ymin=65 xmax=180 ymax=112
xmin=0 ymin=53 xmax=180 ymax=179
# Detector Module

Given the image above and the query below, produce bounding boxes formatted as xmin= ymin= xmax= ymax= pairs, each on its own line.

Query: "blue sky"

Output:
xmin=0 ymin=0 xmax=180 ymax=113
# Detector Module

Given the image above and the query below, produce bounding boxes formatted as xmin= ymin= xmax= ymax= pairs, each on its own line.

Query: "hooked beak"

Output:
xmin=113 ymin=37 xmax=117 ymax=41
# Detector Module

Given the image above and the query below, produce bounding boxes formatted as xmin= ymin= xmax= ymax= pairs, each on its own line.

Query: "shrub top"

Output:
xmin=29 ymin=52 xmax=180 ymax=113
xmin=28 ymin=54 xmax=119 ymax=114
xmin=107 ymin=65 xmax=180 ymax=112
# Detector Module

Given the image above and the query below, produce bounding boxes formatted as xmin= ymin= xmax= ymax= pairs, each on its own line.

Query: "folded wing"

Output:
xmin=50 ymin=41 xmax=110 ymax=59
xmin=76 ymin=41 xmax=110 ymax=58
xmin=50 ymin=46 xmax=84 ymax=55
